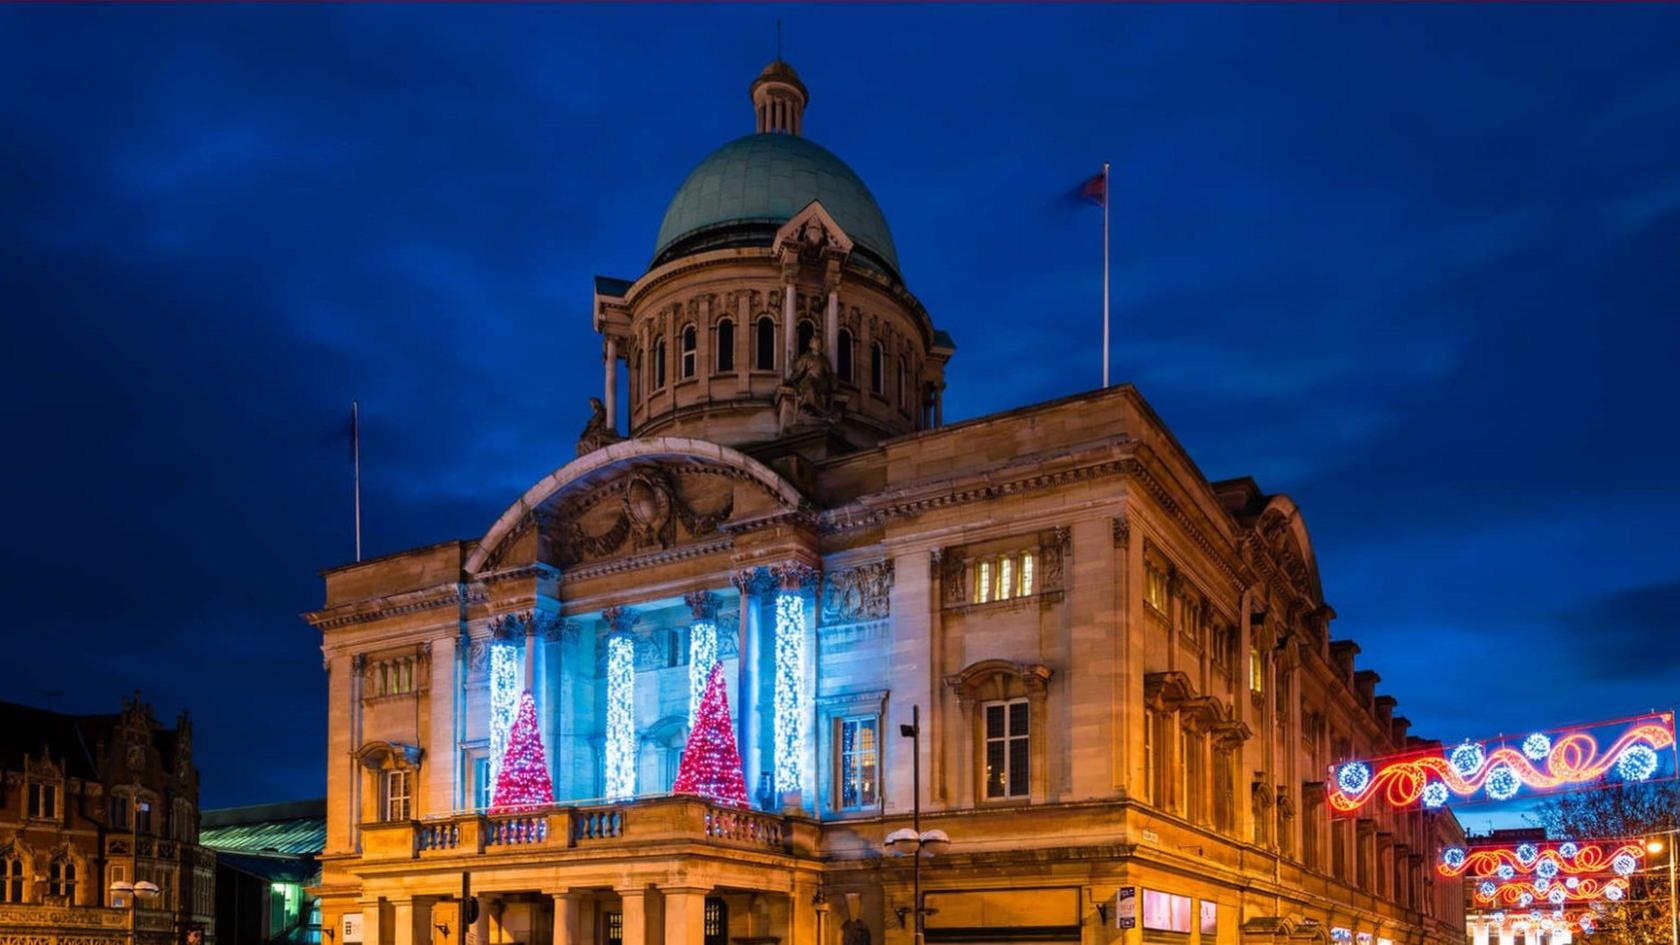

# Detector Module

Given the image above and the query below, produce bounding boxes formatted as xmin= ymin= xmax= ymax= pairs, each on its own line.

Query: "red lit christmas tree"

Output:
xmin=672 ymin=663 xmax=748 ymax=807
xmin=491 ymin=691 xmax=554 ymax=812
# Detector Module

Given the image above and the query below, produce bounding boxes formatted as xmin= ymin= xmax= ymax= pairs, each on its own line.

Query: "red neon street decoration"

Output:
xmin=1328 ymin=713 xmax=1675 ymax=813
xmin=1439 ymin=840 xmax=1647 ymax=878
xmin=1471 ymin=877 xmax=1628 ymax=907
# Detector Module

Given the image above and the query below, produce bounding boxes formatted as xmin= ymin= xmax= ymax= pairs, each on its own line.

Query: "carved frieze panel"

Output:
xmin=546 ymin=465 xmax=735 ymax=568
xmin=821 ymin=560 xmax=893 ymax=625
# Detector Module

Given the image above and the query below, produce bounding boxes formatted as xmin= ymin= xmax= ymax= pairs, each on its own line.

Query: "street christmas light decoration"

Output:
xmin=671 ymin=662 xmax=749 ymax=807
xmin=490 ymin=691 xmax=554 ymax=812
xmin=604 ymin=632 xmax=637 ymax=800
xmin=1328 ymin=713 xmax=1676 ymax=812
xmin=1438 ymin=839 xmax=1648 ymax=878
xmin=1472 ymin=877 xmax=1630 ymax=907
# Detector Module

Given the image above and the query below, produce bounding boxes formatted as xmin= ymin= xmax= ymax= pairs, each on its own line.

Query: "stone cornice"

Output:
xmin=304 ymin=582 xmax=480 ymax=633
xmin=555 ymin=537 xmax=735 ymax=585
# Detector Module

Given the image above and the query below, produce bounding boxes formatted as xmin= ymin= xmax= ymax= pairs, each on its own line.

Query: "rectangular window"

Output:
xmin=1250 ymin=645 xmax=1264 ymax=693
xmin=998 ymin=556 xmax=1014 ymax=601
xmin=604 ymin=910 xmax=623 ymax=945
xmin=474 ymin=756 xmax=493 ymax=811
xmin=1020 ymin=552 xmax=1034 ymax=595
xmin=110 ymin=795 xmax=131 ymax=830
xmin=26 ymin=782 xmax=56 ymax=819
xmin=1144 ymin=565 xmax=1168 ymax=613
xmin=1183 ymin=731 xmax=1203 ymax=822
xmin=384 ymin=770 xmax=411 ymax=821
xmin=836 ymin=717 xmax=880 ymax=810
xmin=1142 ymin=711 xmax=1156 ymax=804
xmin=1213 ymin=749 xmax=1233 ymax=832
xmin=976 ymin=560 xmax=992 ymax=603
xmin=136 ymin=800 xmax=152 ymax=834
xmin=983 ymin=699 xmax=1030 ymax=799
xmin=1200 ymin=901 xmax=1218 ymax=936
xmin=1142 ymin=890 xmax=1192 ymax=933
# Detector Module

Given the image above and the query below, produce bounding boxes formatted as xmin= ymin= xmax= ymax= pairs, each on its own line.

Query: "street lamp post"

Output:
xmin=110 ymin=784 xmax=158 ymax=945
xmin=1644 ymin=833 xmax=1677 ymax=945
xmin=886 ymin=705 xmax=951 ymax=945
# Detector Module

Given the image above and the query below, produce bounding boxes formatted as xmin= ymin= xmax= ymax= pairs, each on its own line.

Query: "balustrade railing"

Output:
xmin=572 ymin=806 xmax=625 ymax=843
xmin=485 ymin=812 xmax=550 ymax=847
xmin=417 ymin=821 xmax=459 ymax=852
xmin=704 ymin=806 xmax=785 ymax=848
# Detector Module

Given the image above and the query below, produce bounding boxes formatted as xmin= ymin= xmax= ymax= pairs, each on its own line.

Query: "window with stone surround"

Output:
xmin=1182 ymin=728 xmax=1204 ymax=822
xmin=870 ymin=341 xmax=883 ymax=394
xmin=1 ymin=856 xmax=22 ymax=903
xmin=837 ymin=328 xmax=854 ymax=383
xmin=836 ymin=715 xmax=879 ymax=810
xmin=1213 ymin=748 xmax=1234 ymax=832
xmin=383 ymin=769 xmax=411 ymax=822
xmin=1249 ymin=644 xmax=1265 ymax=694
xmin=755 ymin=317 xmax=776 ymax=371
xmin=1144 ymin=561 xmax=1169 ymax=615
xmin=983 ymin=698 xmax=1030 ymax=799
xmin=971 ymin=549 xmax=1034 ymax=604
xmin=680 ymin=324 xmax=697 ymax=379
xmin=715 ymin=318 xmax=735 ymax=373
xmin=26 ymin=780 xmax=57 ymax=820
xmin=653 ymin=335 xmax=668 ymax=389
xmin=48 ymin=858 xmax=75 ymax=901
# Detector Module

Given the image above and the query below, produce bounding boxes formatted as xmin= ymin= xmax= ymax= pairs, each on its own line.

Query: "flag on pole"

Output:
xmin=1072 ymin=164 xmax=1112 ymax=387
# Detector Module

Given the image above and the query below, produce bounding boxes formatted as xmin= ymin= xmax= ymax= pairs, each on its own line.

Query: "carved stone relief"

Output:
xmin=820 ymin=560 xmax=894 ymax=624
xmin=549 ymin=465 xmax=734 ymax=567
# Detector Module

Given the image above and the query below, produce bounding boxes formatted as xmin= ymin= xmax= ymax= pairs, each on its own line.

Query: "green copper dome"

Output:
xmin=652 ymin=133 xmax=901 ymax=278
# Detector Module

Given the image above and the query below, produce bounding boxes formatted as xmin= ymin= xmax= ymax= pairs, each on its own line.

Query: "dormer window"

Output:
xmin=26 ymin=781 xmax=57 ymax=820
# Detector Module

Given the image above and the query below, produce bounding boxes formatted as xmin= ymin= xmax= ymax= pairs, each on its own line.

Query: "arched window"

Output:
xmin=715 ymin=318 xmax=735 ymax=373
xmin=870 ymin=342 xmax=884 ymax=395
xmin=837 ymin=329 xmax=854 ymax=383
xmin=796 ymin=320 xmax=816 ymax=356
xmin=680 ymin=325 xmax=697 ymax=379
xmin=755 ymin=317 xmax=776 ymax=371
xmin=654 ymin=336 xmax=668 ymax=390
xmin=1 ymin=857 xmax=22 ymax=903
xmin=898 ymin=357 xmax=908 ymax=409
xmin=48 ymin=859 xmax=75 ymax=901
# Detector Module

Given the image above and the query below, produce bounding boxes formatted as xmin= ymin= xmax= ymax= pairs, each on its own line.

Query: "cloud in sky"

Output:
xmin=1 ymin=4 xmax=1678 ymax=806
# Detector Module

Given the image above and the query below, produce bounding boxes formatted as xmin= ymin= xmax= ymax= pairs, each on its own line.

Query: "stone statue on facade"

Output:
xmin=576 ymin=396 xmax=621 ymax=456
xmin=776 ymin=335 xmax=837 ymax=432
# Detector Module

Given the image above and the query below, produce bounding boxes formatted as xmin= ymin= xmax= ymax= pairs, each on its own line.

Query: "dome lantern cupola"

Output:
xmin=751 ymin=60 xmax=807 ymax=136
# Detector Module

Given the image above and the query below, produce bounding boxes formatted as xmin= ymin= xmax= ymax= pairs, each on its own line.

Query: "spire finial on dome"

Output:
xmin=751 ymin=57 xmax=807 ymax=136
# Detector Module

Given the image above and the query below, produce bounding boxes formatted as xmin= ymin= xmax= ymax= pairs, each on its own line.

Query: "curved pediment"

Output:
xmin=466 ymin=437 xmax=807 ymax=575
xmin=1251 ymin=495 xmax=1323 ymax=604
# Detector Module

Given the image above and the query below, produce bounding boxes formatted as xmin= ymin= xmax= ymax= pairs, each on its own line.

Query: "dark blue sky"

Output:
xmin=2 ymin=5 xmax=1677 ymax=819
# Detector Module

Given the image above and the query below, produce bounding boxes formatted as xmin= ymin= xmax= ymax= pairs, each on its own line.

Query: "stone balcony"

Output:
xmin=358 ymin=795 xmax=818 ymax=865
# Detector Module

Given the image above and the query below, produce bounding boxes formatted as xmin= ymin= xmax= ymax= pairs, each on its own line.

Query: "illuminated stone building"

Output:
xmin=307 ymin=60 xmax=1466 ymax=945
xmin=0 ymin=695 xmax=213 ymax=945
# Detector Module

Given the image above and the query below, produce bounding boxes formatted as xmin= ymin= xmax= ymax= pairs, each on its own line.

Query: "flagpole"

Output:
xmin=1102 ymin=160 xmax=1111 ymax=389
xmin=353 ymin=399 xmax=362 ymax=562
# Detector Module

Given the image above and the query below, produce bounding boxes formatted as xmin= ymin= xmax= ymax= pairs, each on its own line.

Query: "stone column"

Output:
xmin=603 ymin=606 xmax=642 ymax=801
xmin=662 ymin=887 xmax=710 ymax=945
xmin=734 ymin=569 xmax=767 ymax=806
xmin=824 ymin=289 xmax=839 ymax=372
xmin=349 ymin=653 xmax=366 ymax=849
xmin=472 ymin=896 xmax=491 ymax=945
xmin=770 ymin=562 xmax=819 ymax=810
xmin=607 ymin=337 xmax=622 ymax=427
xmin=553 ymin=892 xmax=582 ymax=945
xmin=619 ymin=887 xmax=649 ymax=945
xmin=358 ymin=898 xmax=383 ymax=945
xmin=782 ymin=282 xmax=797 ymax=370
xmin=390 ymin=898 xmax=422 ymax=945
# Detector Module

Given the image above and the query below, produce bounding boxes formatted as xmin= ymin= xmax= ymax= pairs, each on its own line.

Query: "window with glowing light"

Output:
xmin=1144 ymin=563 xmax=1168 ymax=614
xmin=836 ymin=716 xmax=880 ymax=810
xmin=1141 ymin=890 xmax=1192 ymax=933
xmin=983 ymin=699 xmax=1030 ymax=799
xmin=603 ymin=911 xmax=623 ymax=945
xmin=472 ymin=755 xmax=493 ymax=811
xmin=971 ymin=550 xmax=1035 ymax=604
xmin=704 ymin=899 xmax=727 ymax=945
xmin=1250 ymin=645 xmax=1265 ymax=694
xmin=383 ymin=770 xmax=411 ymax=822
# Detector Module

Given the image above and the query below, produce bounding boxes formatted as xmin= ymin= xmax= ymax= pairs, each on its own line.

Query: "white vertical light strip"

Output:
xmin=688 ymin=621 xmax=718 ymax=725
xmin=487 ymin=642 xmax=520 ymax=794
xmin=604 ymin=632 xmax=637 ymax=801
xmin=773 ymin=591 xmax=806 ymax=793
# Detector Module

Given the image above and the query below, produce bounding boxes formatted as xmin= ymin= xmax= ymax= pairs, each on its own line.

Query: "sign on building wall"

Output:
xmin=342 ymin=913 xmax=364 ymax=944
xmin=1115 ymin=887 xmax=1136 ymax=929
